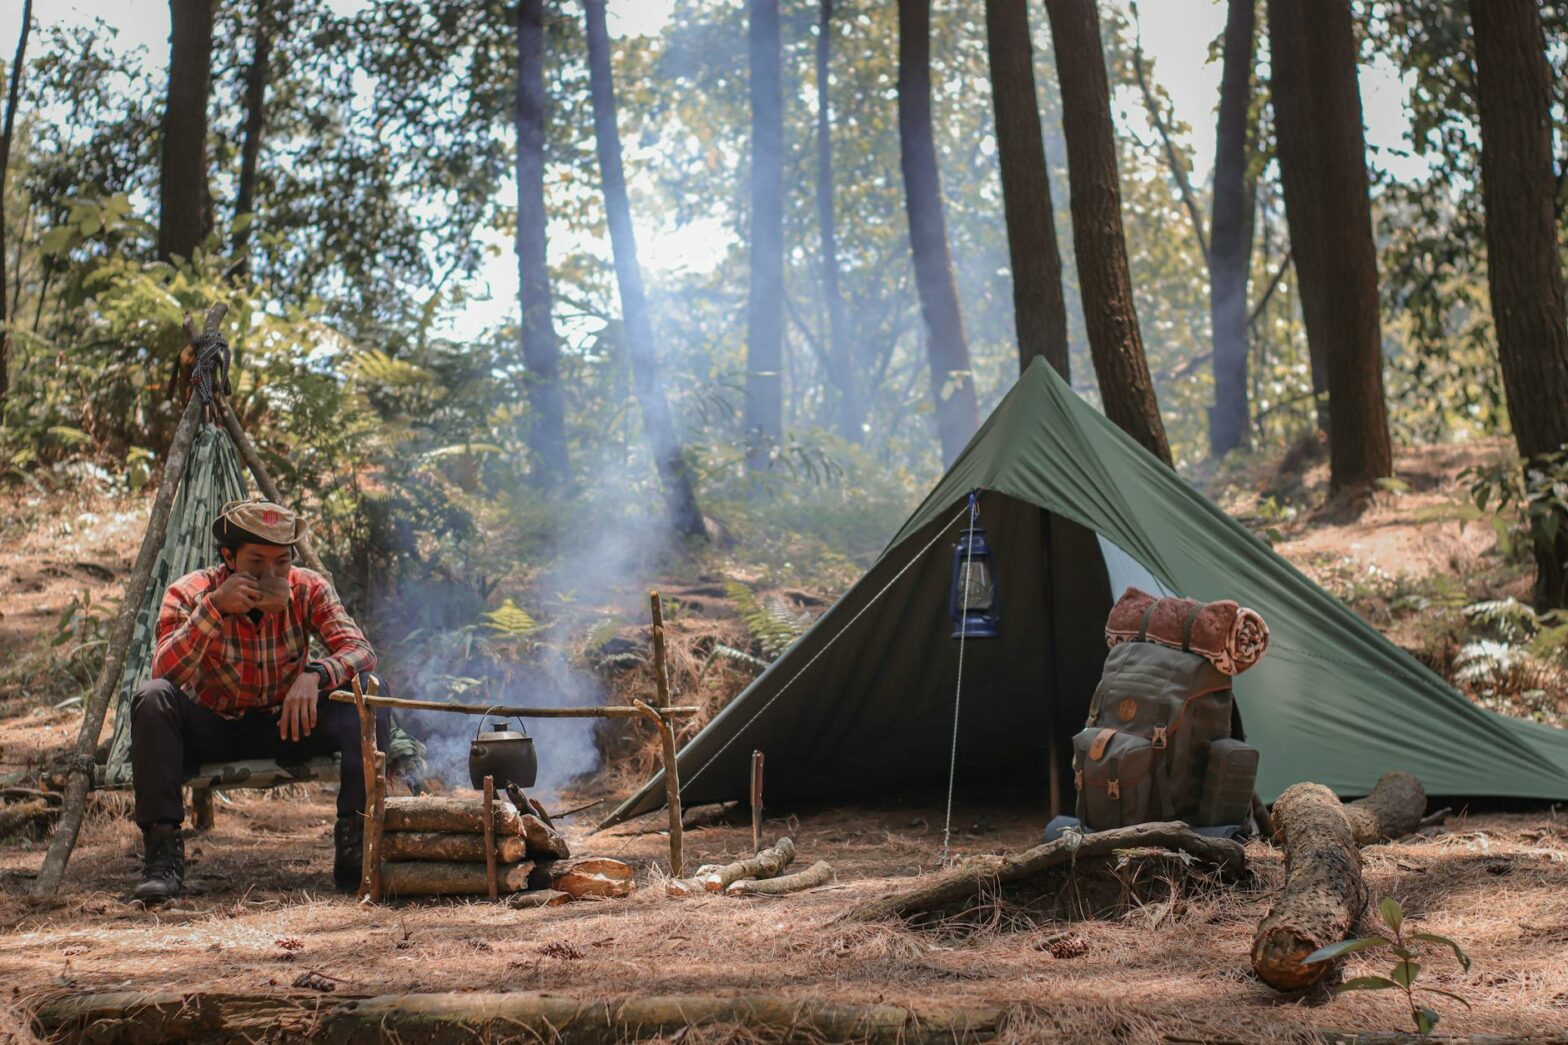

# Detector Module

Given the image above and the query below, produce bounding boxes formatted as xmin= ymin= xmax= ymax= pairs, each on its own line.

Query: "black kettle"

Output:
xmin=469 ymin=717 xmax=538 ymax=790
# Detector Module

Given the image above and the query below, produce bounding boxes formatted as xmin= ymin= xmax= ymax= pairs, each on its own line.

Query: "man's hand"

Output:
xmin=211 ymin=572 xmax=262 ymax=615
xmin=279 ymin=671 xmax=319 ymax=742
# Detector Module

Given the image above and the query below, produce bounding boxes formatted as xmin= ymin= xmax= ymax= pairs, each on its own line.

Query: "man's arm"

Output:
xmin=303 ymin=573 xmax=377 ymax=687
xmin=150 ymin=577 xmax=225 ymax=690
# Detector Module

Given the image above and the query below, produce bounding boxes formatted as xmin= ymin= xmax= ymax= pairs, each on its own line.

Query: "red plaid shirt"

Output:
xmin=152 ymin=565 xmax=376 ymax=716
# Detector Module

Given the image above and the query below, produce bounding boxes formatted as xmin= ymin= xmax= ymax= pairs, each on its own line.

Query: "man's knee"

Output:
xmin=131 ymin=679 xmax=184 ymax=727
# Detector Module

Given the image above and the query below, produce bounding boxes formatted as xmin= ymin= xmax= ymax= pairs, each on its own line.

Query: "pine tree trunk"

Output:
xmin=1469 ymin=0 xmax=1568 ymax=610
xmin=0 ymin=0 xmax=32 ymax=406
xmin=583 ymin=0 xmax=705 ymax=540
xmin=158 ymin=0 xmax=216 ymax=263
xmin=896 ymin=0 xmax=979 ymax=466
xmin=1043 ymin=0 xmax=1170 ymax=465
xmin=816 ymin=0 xmax=859 ymax=442
xmin=1206 ymin=0 xmax=1255 ymax=458
xmin=1267 ymin=0 xmax=1392 ymax=494
xmin=516 ymin=0 xmax=570 ymax=486
xmin=984 ymin=0 xmax=1070 ymax=380
xmin=744 ymin=0 xmax=785 ymax=471
xmin=230 ymin=0 xmax=273 ymax=274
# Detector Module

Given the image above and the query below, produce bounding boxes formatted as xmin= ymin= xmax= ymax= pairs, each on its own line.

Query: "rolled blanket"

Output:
xmin=1104 ymin=587 xmax=1269 ymax=676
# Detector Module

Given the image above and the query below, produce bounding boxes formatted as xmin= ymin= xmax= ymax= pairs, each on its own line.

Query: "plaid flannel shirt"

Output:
xmin=151 ymin=565 xmax=376 ymax=716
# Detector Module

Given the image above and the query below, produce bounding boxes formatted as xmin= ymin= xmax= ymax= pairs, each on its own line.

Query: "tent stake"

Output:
xmin=649 ymin=591 xmax=670 ymax=709
xmin=31 ymin=305 xmax=227 ymax=897
xmin=633 ymin=699 xmax=683 ymax=876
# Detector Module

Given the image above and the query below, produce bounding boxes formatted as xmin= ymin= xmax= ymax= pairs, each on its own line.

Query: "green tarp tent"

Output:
xmin=605 ymin=358 xmax=1568 ymax=826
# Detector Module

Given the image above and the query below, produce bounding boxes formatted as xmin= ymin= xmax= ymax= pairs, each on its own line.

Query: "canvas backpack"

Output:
xmin=1072 ymin=607 xmax=1257 ymax=830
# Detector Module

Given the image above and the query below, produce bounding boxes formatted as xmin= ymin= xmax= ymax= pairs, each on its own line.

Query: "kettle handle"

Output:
xmin=473 ymin=708 xmax=530 ymax=741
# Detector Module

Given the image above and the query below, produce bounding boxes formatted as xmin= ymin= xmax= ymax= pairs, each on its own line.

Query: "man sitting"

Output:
xmin=130 ymin=496 xmax=386 ymax=901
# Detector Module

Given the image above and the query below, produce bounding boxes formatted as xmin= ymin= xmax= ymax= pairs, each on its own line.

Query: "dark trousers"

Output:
xmin=130 ymin=676 xmax=390 ymax=826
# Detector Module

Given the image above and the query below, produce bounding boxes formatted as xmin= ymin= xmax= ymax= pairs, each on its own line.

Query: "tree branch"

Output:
xmin=1130 ymin=27 xmax=1209 ymax=265
xmin=1246 ymin=246 xmax=1293 ymax=329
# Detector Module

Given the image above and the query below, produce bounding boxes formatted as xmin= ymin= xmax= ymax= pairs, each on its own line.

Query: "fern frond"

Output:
xmin=482 ymin=598 xmax=539 ymax=638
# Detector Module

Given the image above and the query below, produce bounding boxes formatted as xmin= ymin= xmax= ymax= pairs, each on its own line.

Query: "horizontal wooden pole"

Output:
xmin=327 ymin=691 xmax=698 ymax=719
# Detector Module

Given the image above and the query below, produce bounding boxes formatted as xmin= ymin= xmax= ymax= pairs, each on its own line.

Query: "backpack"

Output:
xmin=1072 ymin=611 xmax=1258 ymax=831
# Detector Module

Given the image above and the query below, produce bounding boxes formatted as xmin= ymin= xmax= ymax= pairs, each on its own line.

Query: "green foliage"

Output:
xmin=1461 ymin=448 xmax=1568 ymax=566
xmin=1305 ymin=896 xmax=1472 ymax=1037
xmin=483 ymin=598 xmax=540 ymax=640
xmin=723 ymin=580 xmax=809 ymax=661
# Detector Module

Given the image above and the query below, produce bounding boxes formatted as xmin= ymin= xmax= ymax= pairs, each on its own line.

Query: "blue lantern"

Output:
xmin=949 ymin=526 xmax=1000 ymax=638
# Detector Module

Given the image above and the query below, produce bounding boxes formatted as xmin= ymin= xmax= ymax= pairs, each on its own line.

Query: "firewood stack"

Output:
xmin=378 ymin=791 xmax=634 ymax=903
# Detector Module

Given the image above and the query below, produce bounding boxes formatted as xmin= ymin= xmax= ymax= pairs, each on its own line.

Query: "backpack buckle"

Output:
xmin=1152 ymin=726 xmax=1168 ymax=750
xmin=1107 ymin=779 xmax=1120 ymax=800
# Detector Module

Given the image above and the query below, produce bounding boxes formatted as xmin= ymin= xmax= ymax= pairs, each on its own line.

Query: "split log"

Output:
xmin=667 ymin=838 xmax=796 ymax=896
xmin=839 ymin=822 xmax=1246 ymax=923
xmin=519 ymin=814 xmax=571 ymax=859
xmin=1343 ymin=771 xmax=1425 ymax=845
xmin=382 ymin=831 xmax=527 ymax=864
xmin=529 ymin=857 xmax=635 ymax=899
xmin=382 ymin=860 xmax=534 ymax=898
xmin=383 ymin=796 xmax=524 ymax=836
xmin=727 ymin=860 xmax=834 ymax=896
xmin=506 ymin=889 xmax=573 ymax=909
xmin=1251 ymin=782 xmax=1368 ymax=991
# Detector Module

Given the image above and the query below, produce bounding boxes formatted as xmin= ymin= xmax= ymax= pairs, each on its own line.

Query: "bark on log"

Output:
xmin=32 ymin=989 xmax=1005 ymax=1044
xmin=382 ymin=860 xmax=534 ymax=898
xmin=1343 ymin=771 xmax=1425 ymax=845
xmin=839 ymin=822 xmax=1245 ymax=923
xmin=0 ymin=799 xmax=56 ymax=837
xmin=727 ymin=860 xmax=834 ymax=896
xmin=382 ymin=831 xmax=528 ymax=864
xmin=1251 ymin=782 xmax=1367 ymax=990
xmin=530 ymin=857 xmax=635 ymax=899
xmin=383 ymin=796 xmax=524 ymax=836
xmin=668 ymin=838 xmax=796 ymax=896
xmin=506 ymin=888 xmax=572 ymax=909
xmin=519 ymin=814 xmax=571 ymax=859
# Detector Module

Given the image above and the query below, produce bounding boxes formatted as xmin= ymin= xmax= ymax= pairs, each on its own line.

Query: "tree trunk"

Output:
xmin=984 ymin=0 xmax=1069 ymax=379
xmin=0 ymin=0 xmax=31 ymax=407
xmin=583 ymin=0 xmax=705 ymax=540
xmin=744 ymin=0 xmax=785 ymax=471
xmin=1251 ymin=782 xmax=1367 ymax=990
xmin=1267 ymin=0 xmax=1392 ymax=493
xmin=897 ymin=0 xmax=980 ymax=467
xmin=158 ymin=0 xmax=216 ymax=263
xmin=815 ymin=0 xmax=858 ymax=442
xmin=231 ymin=0 xmax=273 ymax=273
xmin=1207 ymin=0 xmax=1255 ymax=457
xmin=1469 ymin=0 xmax=1568 ymax=610
xmin=516 ymin=0 xmax=570 ymax=486
xmin=1342 ymin=770 xmax=1426 ymax=846
xmin=1044 ymin=0 xmax=1171 ymax=465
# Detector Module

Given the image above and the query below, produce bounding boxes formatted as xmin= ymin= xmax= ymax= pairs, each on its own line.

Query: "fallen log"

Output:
xmin=383 ymin=796 xmax=524 ymax=836
xmin=32 ymin=989 xmax=1004 ymax=1044
xmin=667 ymin=838 xmax=796 ymax=897
xmin=382 ymin=860 xmax=534 ymax=898
xmin=727 ymin=860 xmax=834 ymax=896
xmin=519 ymin=814 xmax=571 ymax=859
xmin=0 ymin=799 xmax=59 ymax=838
xmin=530 ymin=857 xmax=636 ymax=899
xmin=1343 ymin=771 xmax=1425 ymax=845
xmin=506 ymin=889 xmax=573 ymax=909
xmin=839 ymin=822 xmax=1245 ymax=924
xmin=1251 ymin=782 xmax=1368 ymax=990
xmin=381 ymin=831 xmax=527 ymax=865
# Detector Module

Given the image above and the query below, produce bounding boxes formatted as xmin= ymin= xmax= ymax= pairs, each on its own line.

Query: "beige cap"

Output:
xmin=212 ymin=496 xmax=307 ymax=546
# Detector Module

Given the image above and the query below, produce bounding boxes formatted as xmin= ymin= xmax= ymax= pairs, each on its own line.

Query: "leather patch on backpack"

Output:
xmin=1116 ymin=697 xmax=1138 ymax=723
xmin=1089 ymin=727 xmax=1117 ymax=761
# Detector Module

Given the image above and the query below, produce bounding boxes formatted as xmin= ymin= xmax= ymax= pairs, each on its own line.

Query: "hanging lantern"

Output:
xmin=949 ymin=526 xmax=1000 ymax=639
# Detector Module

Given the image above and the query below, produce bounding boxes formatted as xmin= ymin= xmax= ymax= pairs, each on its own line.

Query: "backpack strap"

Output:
xmin=1089 ymin=727 xmax=1118 ymax=761
xmin=1135 ymin=601 xmax=1157 ymax=641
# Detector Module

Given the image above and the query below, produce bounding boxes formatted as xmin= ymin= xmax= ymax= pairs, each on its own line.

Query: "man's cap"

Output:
xmin=212 ymin=496 xmax=307 ymax=547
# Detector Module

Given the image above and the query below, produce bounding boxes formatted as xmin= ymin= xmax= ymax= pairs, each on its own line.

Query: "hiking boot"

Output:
xmin=133 ymin=823 xmax=184 ymax=902
xmin=333 ymin=816 xmax=363 ymax=892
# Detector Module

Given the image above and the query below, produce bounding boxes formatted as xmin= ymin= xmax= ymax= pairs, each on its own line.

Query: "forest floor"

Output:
xmin=3 ymin=439 xmax=1568 ymax=1042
